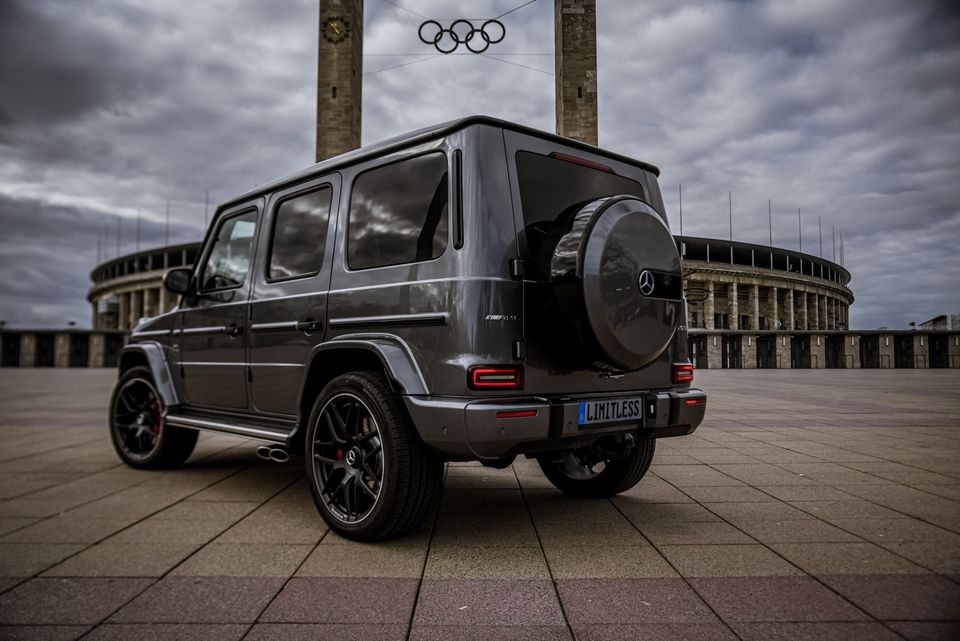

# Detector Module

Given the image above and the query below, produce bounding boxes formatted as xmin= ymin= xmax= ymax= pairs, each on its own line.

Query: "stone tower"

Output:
xmin=316 ymin=0 xmax=363 ymax=162
xmin=554 ymin=0 xmax=598 ymax=146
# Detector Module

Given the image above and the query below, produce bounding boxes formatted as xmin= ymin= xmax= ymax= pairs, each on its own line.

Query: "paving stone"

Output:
xmin=110 ymin=576 xmax=284 ymax=623
xmin=410 ymin=625 xmax=572 ymax=640
xmin=431 ymin=516 xmax=540 ymax=548
xmin=0 ymin=518 xmax=40 ymax=537
xmin=82 ymin=623 xmax=248 ymax=640
xmin=733 ymin=519 xmax=861 ymax=544
xmin=525 ymin=492 xmax=626 ymax=522
xmin=787 ymin=500 xmax=909 ymax=523
xmin=413 ymin=579 xmax=564 ymax=626
xmin=215 ymin=512 xmax=327 ymax=544
xmin=247 ymin=623 xmax=409 ymax=641
xmin=261 ymin=577 xmax=418 ymax=623
xmin=571 ymin=623 xmax=738 ymax=640
xmin=755 ymin=485 xmax=858 ymax=502
xmin=821 ymin=574 xmax=960 ymax=621
xmin=298 ymin=542 xmax=426 ymax=578
xmin=829 ymin=518 xmax=960 ymax=544
xmin=106 ymin=517 xmax=236 ymax=545
xmin=1 ymin=516 xmax=132 ymax=544
xmin=0 ymin=625 xmax=90 ymax=640
xmin=437 ymin=490 xmax=527 ymax=520
xmin=545 ymin=546 xmax=677 ymax=579
xmin=733 ymin=622 xmax=903 ymax=641
xmin=704 ymin=501 xmax=815 ymax=523
xmin=886 ymin=621 xmax=960 ymax=641
xmin=877 ymin=541 xmax=960 ymax=573
xmin=557 ymin=578 xmax=717 ymax=625
xmin=0 ymin=543 xmax=84 ymax=577
xmin=658 ymin=544 xmax=804 ymax=577
xmin=690 ymin=576 xmax=869 ymax=621
xmin=537 ymin=518 xmax=648 ymax=547
xmin=43 ymin=542 xmax=199 ymax=577
xmin=637 ymin=521 xmax=753 ymax=545
xmin=170 ymin=543 xmax=312 ymax=577
xmin=652 ymin=466 xmax=744 ymax=487
xmin=615 ymin=477 xmax=694 ymax=504
xmin=614 ymin=502 xmax=721 ymax=524
xmin=153 ymin=501 xmax=260 ymax=521
xmin=770 ymin=542 xmax=930 ymax=575
xmin=425 ymin=545 xmax=547 ymax=579
xmin=0 ymin=577 xmax=152 ymax=624
xmin=679 ymin=486 xmax=776 ymax=503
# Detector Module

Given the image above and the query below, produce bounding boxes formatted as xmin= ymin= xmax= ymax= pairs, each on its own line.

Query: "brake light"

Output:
xmin=673 ymin=363 xmax=695 ymax=384
xmin=468 ymin=365 xmax=523 ymax=390
xmin=685 ymin=398 xmax=704 ymax=406
xmin=549 ymin=152 xmax=613 ymax=173
xmin=496 ymin=409 xmax=538 ymax=419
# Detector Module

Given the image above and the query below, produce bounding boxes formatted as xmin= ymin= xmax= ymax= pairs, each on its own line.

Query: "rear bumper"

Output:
xmin=404 ymin=388 xmax=706 ymax=461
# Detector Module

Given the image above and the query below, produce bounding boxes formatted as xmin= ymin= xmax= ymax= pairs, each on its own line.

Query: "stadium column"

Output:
xmin=769 ymin=286 xmax=779 ymax=330
xmin=785 ymin=290 xmax=795 ymax=331
xmin=749 ymin=284 xmax=759 ymax=331
xmin=811 ymin=292 xmax=820 ymax=330
xmin=801 ymin=292 xmax=809 ymax=330
xmin=316 ymin=0 xmax=363 ymax=162
xmin=729 ymin=282 xmax=739 ymax=330
xmin=704 ymin=282 xmax=715 ymax=330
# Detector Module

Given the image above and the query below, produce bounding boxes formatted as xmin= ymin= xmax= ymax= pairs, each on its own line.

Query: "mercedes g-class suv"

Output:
xmin=109 ymin=116 xmax=706 ymax=540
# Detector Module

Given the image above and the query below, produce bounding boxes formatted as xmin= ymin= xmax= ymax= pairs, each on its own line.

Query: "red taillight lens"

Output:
xmin=685 ymin=398 xmax=704 ymax=406
xmin=468 ymin=365 xmax=523 ymax=390
xmin=548 ymin=152 xmax=613 ymax=173
xmin=496 ymin=409 xmax=538 ymax=419
xmin=673 ymin=363 xmax=695 ymax=384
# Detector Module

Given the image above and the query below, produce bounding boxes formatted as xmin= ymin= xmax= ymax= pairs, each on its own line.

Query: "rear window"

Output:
xmin=515 ymin=150 xmax=645 ymax=259
xmin=347 ymin=153 xmax=448 ymax=270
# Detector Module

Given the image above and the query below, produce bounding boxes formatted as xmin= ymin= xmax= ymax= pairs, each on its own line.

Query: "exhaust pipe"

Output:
xmin=255 ymin=445 xmax=290 ymax=463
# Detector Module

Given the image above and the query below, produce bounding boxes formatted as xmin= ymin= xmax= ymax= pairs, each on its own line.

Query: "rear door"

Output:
xmin=178 ymin=203 xmax=260 ymax=410
xmin=248 ymin=175 xmax=340 ymax=416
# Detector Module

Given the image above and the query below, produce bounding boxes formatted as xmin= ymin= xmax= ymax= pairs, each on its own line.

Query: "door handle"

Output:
xmin=226 ymin=323 xmax=244 ymax=338
xmin=295 ymin=319 xmax=323 ymax=334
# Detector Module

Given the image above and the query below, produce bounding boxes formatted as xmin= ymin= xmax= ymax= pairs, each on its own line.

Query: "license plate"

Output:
xmin=578 ymin=396 xmax=645 ymax=427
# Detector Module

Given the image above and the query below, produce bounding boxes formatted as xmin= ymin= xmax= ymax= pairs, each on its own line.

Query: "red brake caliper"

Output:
xmin=151 ymin=399 xmax=162 ymax=434
xmin=336 ymin=448 xmax=343 ymax=461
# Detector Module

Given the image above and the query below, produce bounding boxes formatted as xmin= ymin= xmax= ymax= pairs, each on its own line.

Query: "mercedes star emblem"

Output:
xmin=638 ymin=270 xmax=656 ymax=296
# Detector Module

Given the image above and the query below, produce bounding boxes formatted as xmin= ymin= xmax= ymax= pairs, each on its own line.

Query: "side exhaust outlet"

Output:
xmin=255 ymin=445 xmax=290 ymax=463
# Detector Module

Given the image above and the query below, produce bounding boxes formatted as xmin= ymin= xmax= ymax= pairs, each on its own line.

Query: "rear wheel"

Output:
xmin=305 ymin=371 xmax=443 ymax=541
xmin=538 ymin=438 xmax=656 ymax=498
xmin=108 ymin=366 xmax=197 ymax=469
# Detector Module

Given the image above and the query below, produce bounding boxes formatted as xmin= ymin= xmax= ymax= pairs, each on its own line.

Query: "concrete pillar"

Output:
xmin=118 ymin=293 xmax=129 ymax=331
xmin=742 ymin=334 xmax=757 ymax=369
xmin=820 ymin=295 xmax=828 ymax=331
xmin=846 ymin=334 xmax=861 ymax=369
xmin=775 ymin=333 xmax=792 ymax=369
xmin=54 ymin=334 xmax=70 ymax=368
xmin=19 ymin=334 xmax=36 ymax=367
xmin=769 ymin=286 xmax=779 ymax=330
xmin=316 ymin=0 xmax=363 ymax=161
xmin=704 ymin=282 xmax=715 ymax=330
xmin=706 ymin=333 xmax=722 ymax=369
xmin=878 ymin=333 xmax=895 ymax=369
xmin=555 ymin=0 xmax=598 ymax=145
xmin=913 ymin=334 xmax=928 ymax=368
xmin=785 ymin=290 xmax=795 ymax=331
xmin=800 ymin=291 xmax=809 ymax=330
xmin=729 ymin=282 xmax=739 ymax=331
xmin=810 ymin=334 xmax=825 ymax=369
xmin=948 ymin=334 xmax=960 ymax=368
xmin=88 ymin=333 xmax=104 ymax=368
xmin=809 ymin=293 xmax=819 ymax=331
xmin=159 ymin=284 xmax=169 ymax=315
xmin=748 ymin=284 xmax=759 ymax=331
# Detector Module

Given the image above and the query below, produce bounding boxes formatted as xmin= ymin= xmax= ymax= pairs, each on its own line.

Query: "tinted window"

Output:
xmin=199 ymin=210 xmax=257 ymax=291
xmin=515 ymin=151 xmax=645 ymax=259
xmin=268 ymin=186 xmax=332 ymax=280
xmin=348 ymin=153 xmax=448 ymax=270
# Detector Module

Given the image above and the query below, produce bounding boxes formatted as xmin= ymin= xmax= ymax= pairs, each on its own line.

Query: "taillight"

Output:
xmin=496 ymin=409 xmax=538 ymax=419
xmin=548 ymin=152 xmax=613 ymax=173
xmin=673 ymin=363 xmax=695 ymax=384
xmin=468 ymin=365 xmax=523 ymax=390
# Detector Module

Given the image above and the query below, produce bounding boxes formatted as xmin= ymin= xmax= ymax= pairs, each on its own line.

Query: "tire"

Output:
xmin=305 ymin=371 xmax=444 ymax=541
xmin=108 ymin=366 xmax=197 ymax=470
xmin=538 ymin=438 xmax=656 ymax=498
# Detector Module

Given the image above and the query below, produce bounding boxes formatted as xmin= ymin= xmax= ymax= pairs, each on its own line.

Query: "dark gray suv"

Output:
xmin=109 ymin=116 xmax=706 ymax=540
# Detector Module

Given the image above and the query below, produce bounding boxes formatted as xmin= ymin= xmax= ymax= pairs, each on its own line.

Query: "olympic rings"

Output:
xmin=418 ymin=19 xmax=506 ymax=54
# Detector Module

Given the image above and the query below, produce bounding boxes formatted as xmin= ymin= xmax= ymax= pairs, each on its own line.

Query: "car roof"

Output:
xmin=220 ymin=115 xmax=660 ymax=211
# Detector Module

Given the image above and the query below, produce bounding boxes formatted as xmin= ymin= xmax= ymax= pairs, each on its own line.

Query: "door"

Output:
xmin=248 ymin=177 xmax=340 ymax=416
xmin=178 ymin=205 xmax=260 ymax=410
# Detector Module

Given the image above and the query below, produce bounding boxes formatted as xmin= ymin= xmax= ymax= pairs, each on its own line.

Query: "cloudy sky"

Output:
xmin=1 ymin=0 xmax=958 ymax=329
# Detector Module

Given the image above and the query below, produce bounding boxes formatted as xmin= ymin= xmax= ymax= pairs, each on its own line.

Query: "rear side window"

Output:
xmin=348 ymin=153 xmax=448 ymax=270
xmin=268 ymin=186 xmax=332 ymax=280
xmin=199 ymin=210 xmax=258 ymax=291
xmin=515 ymin=151 xmax=645 ymax=258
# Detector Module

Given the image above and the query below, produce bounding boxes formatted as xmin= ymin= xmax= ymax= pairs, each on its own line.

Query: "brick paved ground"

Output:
xmin=0 ymin=368 xmax=958 ymax=640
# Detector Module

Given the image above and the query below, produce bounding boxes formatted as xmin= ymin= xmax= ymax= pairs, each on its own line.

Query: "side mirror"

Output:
xmin=163 ymin=267 xmax=193 ymax=296
xmin=685 ymin=287 xmax=709 ymax=303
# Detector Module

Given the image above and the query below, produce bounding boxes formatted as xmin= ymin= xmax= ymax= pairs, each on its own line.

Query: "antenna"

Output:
xmin=728 ymin=190 xmax=733 ymax=241
xmin=165 ymin=199 xmax=170 ymax=245
xmin=832 ymin=224 xmax=836 ymax=262
xmin=818 ymin=216 xmax=822 ymax=257
xmin=116 ymin=217 xmax=121 ymax=256
xmin=204 ymin=190 xmax=210 ymax=229
xmin=678 ymin=183 xmax=683 ymax=237
xmin=136 ymin=208 xmax=141 ymax=251
xmin=768 ymin=199 xmax=772 ymax=247
xmin=798 ymin=207 xmax=802 ymax=252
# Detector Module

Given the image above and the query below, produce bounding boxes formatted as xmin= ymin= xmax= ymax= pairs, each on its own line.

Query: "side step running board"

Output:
xmin=165 ymin=415 xmax=289 ymax=444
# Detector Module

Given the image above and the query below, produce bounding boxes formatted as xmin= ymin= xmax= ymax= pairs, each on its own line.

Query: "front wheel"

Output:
xmin=538 ymin=438 xmax=656 ymax=498
xmin=305 ymin=371 xmax=443 ymax=541
xmin=108 ymin=366 xmax=197 ymax=470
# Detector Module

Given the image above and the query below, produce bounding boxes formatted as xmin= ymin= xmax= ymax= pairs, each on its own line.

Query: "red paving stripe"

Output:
xmin=259 ymin=577 xmax=419 ymax=624
xmin=556 ymin=578 xmax=718 ymax=626
xmin=412 ymin=579 xmax=565 ymax=626
xmin=688 ymin=576 xmax=871 ymax=622
xmin=0 ymin=577 xmax=152 ymax=625
xmin=819 ymin=574 xmax=960 ymax=621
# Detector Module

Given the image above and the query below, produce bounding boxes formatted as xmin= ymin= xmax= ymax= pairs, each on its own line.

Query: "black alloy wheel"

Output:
xmin=112 ymin=376 xmax=164 ymax=462
xmin=310 ymin=393 xmax=385 ymax=524
xmin=108 ymin=366 xmax=198 ymax=470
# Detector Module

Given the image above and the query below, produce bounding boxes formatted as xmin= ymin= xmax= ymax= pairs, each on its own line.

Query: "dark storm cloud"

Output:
xmin=0 ymin=0 xmax=957 ymax=329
